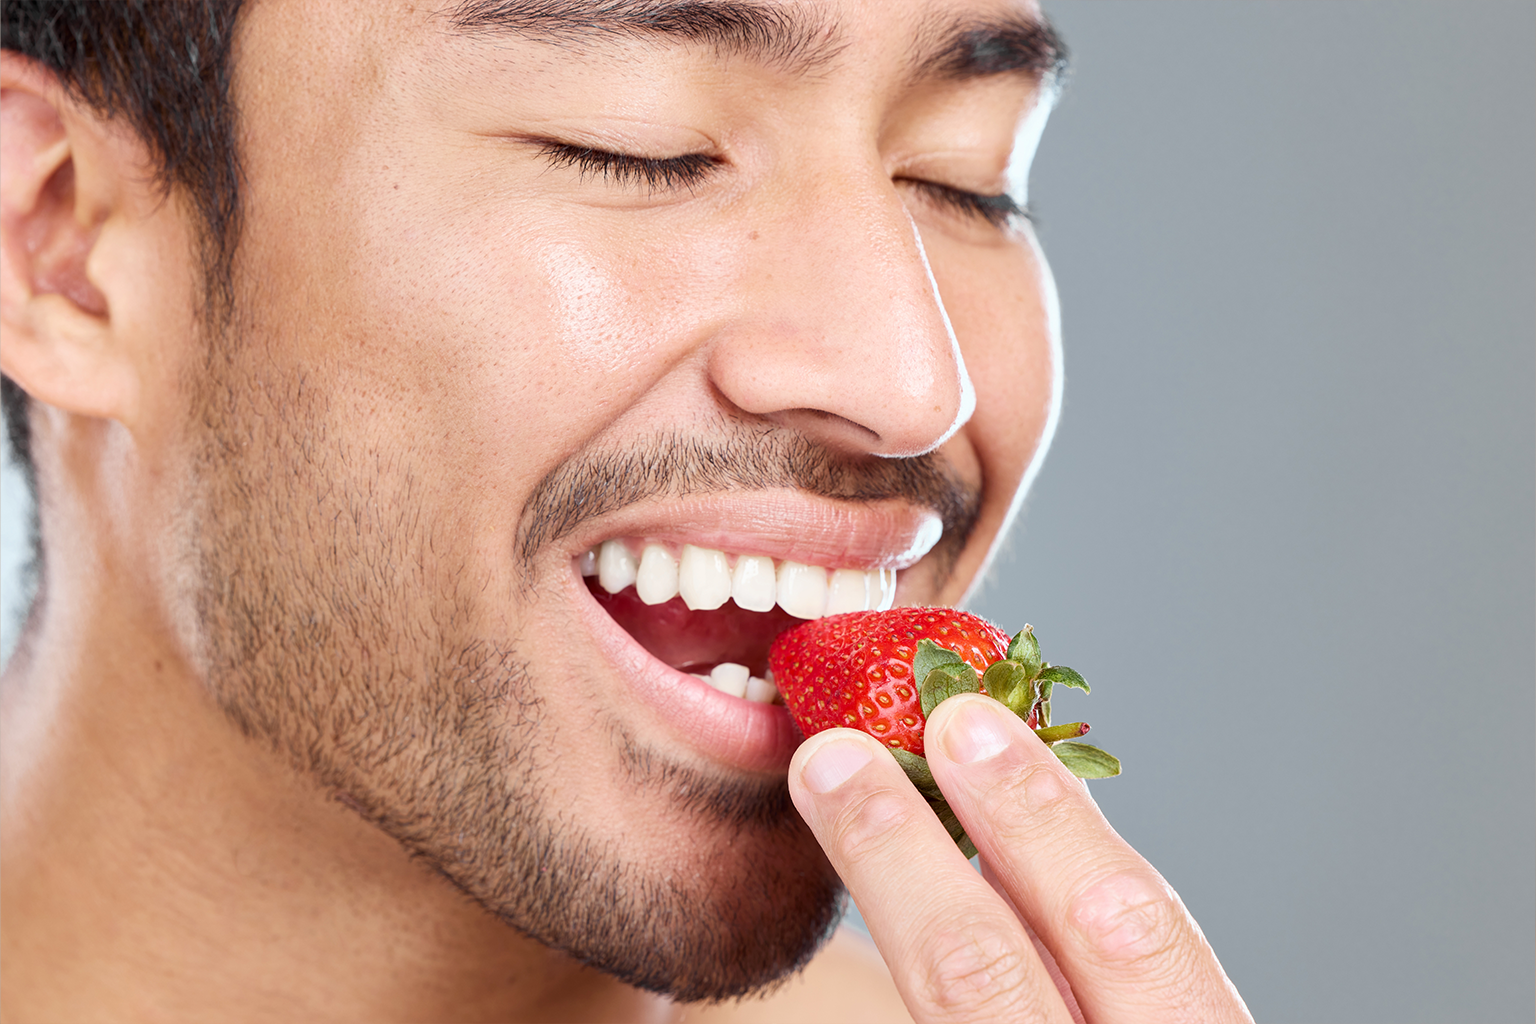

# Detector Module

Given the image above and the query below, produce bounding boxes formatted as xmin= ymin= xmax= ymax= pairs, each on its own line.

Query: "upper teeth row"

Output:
xmin=580 ymin=539 xmax=897 ymax=619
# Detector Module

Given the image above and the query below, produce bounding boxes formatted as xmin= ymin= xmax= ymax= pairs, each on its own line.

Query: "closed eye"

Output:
xmin=903 ymin=179 xmax=1029 ymax=229
xmin=536 ymin=142 xmax=1029 ymax=230
xmin=537 ymin=141 xmax=720 ymax=193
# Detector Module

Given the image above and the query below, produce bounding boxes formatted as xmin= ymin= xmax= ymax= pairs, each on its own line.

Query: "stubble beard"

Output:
xmin=180 ymin=260 xmax=983 ymax=1000
xmin=181 ymin=329 xmax=846 ymax=1004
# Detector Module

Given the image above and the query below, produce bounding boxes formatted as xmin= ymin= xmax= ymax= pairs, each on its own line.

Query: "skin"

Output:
xmin=0 ymin=0 xmax=1252 ymax=1020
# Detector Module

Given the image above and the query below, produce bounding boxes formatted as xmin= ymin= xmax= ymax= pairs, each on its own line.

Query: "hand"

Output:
xmin=788 ymin=693 xmax=1253 ymax=1023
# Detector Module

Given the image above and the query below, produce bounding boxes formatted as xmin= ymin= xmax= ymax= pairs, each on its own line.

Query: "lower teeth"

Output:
xmin=692 ymin=662 xmax=779 ymax=703
xmin=744 ymin=674 xmax=779 ymax=704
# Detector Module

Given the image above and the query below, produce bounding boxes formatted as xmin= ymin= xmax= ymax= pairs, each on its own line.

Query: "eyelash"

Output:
xmin=538 ymin=142 xmax=719 ymax=193
xmin=904 ymin=179 xmax=1028 ymax=229
xmin=538 ymin=142 xmax=1027 ymax=228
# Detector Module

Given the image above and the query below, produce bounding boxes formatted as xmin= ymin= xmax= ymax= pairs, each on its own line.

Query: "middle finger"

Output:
xmin=924 ymin=694 xmax=1250 ymax=1024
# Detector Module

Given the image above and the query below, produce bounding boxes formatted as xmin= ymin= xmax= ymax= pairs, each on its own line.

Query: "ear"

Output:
xmin=1 ymin=52 xmax=157 ymax=426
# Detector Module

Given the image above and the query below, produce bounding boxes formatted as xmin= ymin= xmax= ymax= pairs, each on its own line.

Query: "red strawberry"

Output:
xmin=769 ymin=607 xmax=1010 ymax=756
xmin=770 ymin=607 xmax=1120 ymax=857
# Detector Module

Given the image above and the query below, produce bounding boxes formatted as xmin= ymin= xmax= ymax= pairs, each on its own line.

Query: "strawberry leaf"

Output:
xmin=1033 ymin=721 xmax=1090 ymax=744
xmin=1006 ymin=624 xmax=1042 ymax=678
xmin=1051 ymin=742 xmax=1122 ymax=778
xmin=889 ymin=748 xmax=942 ymax=800
xmin=982 ymin=659 xmax=1032 ymax=715
xmin=920 ymin=662 xmax=980 ymax=718
xmin=1034 ymin=677 xmax=1055 ymax=728
xmin=912 ymin=639 xmax=963 ymax=690
xmin=1038 ymin=664 xmax=1089 ymax=694
xmin=930 ymin=796 xmax=978 ymax=860
xmin=894 ymin=749 xmax=979 ymax=857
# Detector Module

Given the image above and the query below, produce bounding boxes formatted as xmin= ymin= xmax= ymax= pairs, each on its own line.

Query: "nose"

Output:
xmin=706 ymin=172 xmax=974 ymax=458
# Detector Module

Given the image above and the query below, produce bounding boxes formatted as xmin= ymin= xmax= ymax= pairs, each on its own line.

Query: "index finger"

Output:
xmin=789 ymin=727 xmax=1075 ymax=1024
xmin=924 ymin=694 xmax=1253 ymax=1024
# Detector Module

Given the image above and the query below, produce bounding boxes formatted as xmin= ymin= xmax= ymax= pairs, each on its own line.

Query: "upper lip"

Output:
xmin=557 ymin=489 xmax=946 ymax=570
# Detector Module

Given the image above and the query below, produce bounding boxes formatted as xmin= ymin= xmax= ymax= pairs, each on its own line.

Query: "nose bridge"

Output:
xmin=709 ymin=164 xmax=974 ymax=458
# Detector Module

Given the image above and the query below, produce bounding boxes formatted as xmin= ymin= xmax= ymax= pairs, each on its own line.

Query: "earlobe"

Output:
xmin=1 ymin=53 xmax=139 ymax=425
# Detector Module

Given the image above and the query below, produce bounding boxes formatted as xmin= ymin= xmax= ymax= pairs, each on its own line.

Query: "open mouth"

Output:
xmin=579 ymin=538 xmax=897 ymax=703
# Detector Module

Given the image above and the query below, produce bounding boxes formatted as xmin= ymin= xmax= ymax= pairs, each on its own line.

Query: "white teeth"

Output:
xmin=678 ymin=544 xmax=732 ymax=611
xmin=731 ymin=554 xmax=777 ymax=612
xmin=697 ymin=662 xmax=776 ymax=703
xmin=776 ymin=560 xmax=828 ymax=619
xmin=635 ymin=544 xmax=679 ymax=605
xmin=744 ymin=674 xmax=779 ymax=704
xmin=708 ymin=662 xmax=750 ymax=699
xmin=825 ymin=567 xmax=872 ymax=615
xmin=596 ymin=538 xmax=896 ymax=617
xmin=598 ymin=539 xmax=637 ymax=594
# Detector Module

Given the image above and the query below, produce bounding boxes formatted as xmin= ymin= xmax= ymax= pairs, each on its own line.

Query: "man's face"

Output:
xmin=178 ymin=0 xmax=1059 ymax=1002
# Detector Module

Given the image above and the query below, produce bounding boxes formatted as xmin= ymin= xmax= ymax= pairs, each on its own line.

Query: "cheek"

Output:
xmin=247 ymin=172 xmax=741 ymax=509
xmin=922 ymin=236 xmax=1056 ymax=603
xmin=375 ymin=217 xmax=738 ymax=489
xmin=937 ymin=239 xmax=1057 ymax=505
xmin=532 ymin=241 xmax=654 ymax=379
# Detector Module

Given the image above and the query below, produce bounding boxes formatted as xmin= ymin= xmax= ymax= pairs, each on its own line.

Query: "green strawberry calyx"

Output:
xmin=893 ymin=625 xmax=1121 ymax=859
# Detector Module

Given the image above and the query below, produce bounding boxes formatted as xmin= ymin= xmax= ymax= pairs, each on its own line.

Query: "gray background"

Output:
xmin=2 ymin=3 xmax=1532 ymax=1022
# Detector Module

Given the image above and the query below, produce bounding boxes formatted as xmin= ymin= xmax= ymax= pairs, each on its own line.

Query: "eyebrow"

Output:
xmin=908 ymin=9 xmax=1068 ymax=86
xmin=446 ymin=0 xmax=1068 ymax=85
xmin=448 ymin=0 xmax=844 ymax=75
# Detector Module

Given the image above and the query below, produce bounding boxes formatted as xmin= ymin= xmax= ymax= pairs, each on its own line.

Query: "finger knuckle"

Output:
xmin=915 ymin=925 xmax=1044 ymax=1023
xmin=830 ymin=787 xmax=919 ymax=861
xmin=1069 ymin=869 xmax=1187 ymax=969
xmin=978 ymin=757 xmax=1075 ymax=844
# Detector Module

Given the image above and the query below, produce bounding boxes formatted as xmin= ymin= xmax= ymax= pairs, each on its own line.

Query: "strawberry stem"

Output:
xmin=1033 ymin=721 xmax=1089 ymax=743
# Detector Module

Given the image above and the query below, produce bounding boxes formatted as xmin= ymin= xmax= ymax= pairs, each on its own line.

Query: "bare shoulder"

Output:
xmin=677 ymin=925 xmax=913 ymax=1024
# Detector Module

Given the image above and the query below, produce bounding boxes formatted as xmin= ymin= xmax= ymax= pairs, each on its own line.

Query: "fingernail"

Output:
xmin=937 ymin=697 xmax=1014 ymax=764
xmin=802 ymin=738 xmax=874 ymax=794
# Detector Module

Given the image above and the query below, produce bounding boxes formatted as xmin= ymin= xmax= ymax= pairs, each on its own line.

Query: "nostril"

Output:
xmin=761 ymin=407 xmax=881 ymax=455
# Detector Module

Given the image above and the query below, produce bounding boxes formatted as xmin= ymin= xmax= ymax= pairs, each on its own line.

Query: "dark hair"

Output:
xmin=1 ymin=0 xmax=247 ymax=487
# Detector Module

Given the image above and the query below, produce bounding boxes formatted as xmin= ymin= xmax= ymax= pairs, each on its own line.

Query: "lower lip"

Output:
xmin=570 ymin=572 xmax=804 ymax=774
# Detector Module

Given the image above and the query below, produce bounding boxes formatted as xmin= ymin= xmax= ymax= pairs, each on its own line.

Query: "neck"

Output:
xmin=0 ymin=554 xmax=674 ymax=1022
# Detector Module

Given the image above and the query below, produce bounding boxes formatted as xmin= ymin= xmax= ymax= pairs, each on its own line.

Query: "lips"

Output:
xmin=559 ymin=492 xmax=944 ymax=772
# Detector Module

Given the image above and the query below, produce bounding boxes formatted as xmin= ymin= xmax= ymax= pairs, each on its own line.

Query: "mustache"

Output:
xmin=515 ymin=425 xmax=981 ymax=573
